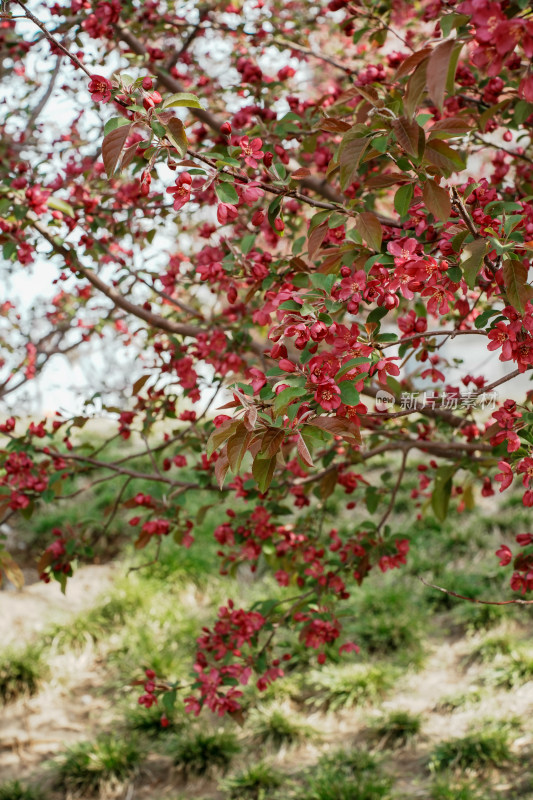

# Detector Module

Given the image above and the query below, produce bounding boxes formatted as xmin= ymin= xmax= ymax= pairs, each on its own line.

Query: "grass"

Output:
xmin=0 ymin=782 xmax=48 ymax=800
xmin=295 ymin=748 xmax=393 ymax=800
xmin=435 ymin=687 xmax=483 ymax=713
xmin=430 ymin=777 xmax=488 ymax=800
xmin=368 ymin=710 xmax=422 ymax=748
xmin=346 ymin=582 xmax=425 ymax=666
xmin=0 ymin=646 xmax=45 ymax=704
xmin=490 ymin=650 xmax=533 ymax=688
xmin=223 ymin=762 xmax=284 ymax=799
xmin=304 ymin=664 xmax=395 ymax=711
xmin=429 ymin=723 xmax=513 ymax=773
xmin=53 ymin=734 xmax=142 ymax=793
xmin=467 ymin=632 xmax=517 ymax=663
xmin=167 ymin=730 xmax=241 ymax=777
xmin=249 ymin=705 xmax=318 ymax=748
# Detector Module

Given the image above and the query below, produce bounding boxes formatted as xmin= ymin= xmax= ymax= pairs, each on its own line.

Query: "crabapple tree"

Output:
xmin=1 ymin=0 xmax=533 ymax=717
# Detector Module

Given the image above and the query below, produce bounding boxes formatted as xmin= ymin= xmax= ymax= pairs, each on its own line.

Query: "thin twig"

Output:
xmin=15 ymin=1 xmax=93 ymax=78
xmin=419 ymin=576 xmax=533 ymax=605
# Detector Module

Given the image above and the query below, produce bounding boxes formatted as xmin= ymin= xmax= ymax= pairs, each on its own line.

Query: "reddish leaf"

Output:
xmin=243 ymin=406 xmax=258 ymax=431
xmin=394 ymin=46 xmax=432 ymax=79
xmin=226 ymin=424 xmax=253 ymax=472
xmin=428 ymin=116 xmax=472 ymax=137
xmin=206 ymin=418 xmax=240 ymax=457
xmin=306 ymin=416 xmax=362 ymax=446
xmin=427 ymin=39 xmax=456 ymax=111
xmin=392 ymin=116 xmax=425 ymax=158
xmin=423 ymin=180 xmax=451 ymax=222
xmin=308 ymin=221 xmax=328 ymax=261
xmin=320 ymin=470 xmax=338 ymax=500
xmin=215 ymin=451 xmax=230 ymax=489
xmin=404 ymin=61 xmax=428 ymax=118
xmin=338 ymin=125 xmax=370 ymax=190
xmin=425 ymin=139 xmax=465 ymax=175
xmin=102 ymin=123 xmax=133 ymax=178
xmin=134 ymin=530 xmax=152 ymax=549
xmin=503 ymin=258 xmax=533 ymax=314
xmin=319 ymin=118 xmax=352 ymax=133
xmin=354 ymin=212 xmax=383 ymax=252
xmin=260 ymin=427 xmax=285 ymax=458
xmin=291 ymin=167 xmax=312 ymax=179
xmin=366 ymin=173 xmax=412 ymax=188
xmin=296 ymin=433 xmax=314 ymax=467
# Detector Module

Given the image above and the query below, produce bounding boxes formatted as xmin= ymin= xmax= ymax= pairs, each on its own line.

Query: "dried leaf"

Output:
xmin=1 ymin=553 xmax=24 ymax=589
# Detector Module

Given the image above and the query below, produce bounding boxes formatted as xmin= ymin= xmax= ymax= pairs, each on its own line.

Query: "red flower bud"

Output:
xmin=251 ymin=209 xmax=265 ymax=226
xmin=220 ymin=121 xmax=232 ymax=136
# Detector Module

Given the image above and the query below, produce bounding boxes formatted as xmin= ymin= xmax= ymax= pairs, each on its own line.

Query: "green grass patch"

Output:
xmin=0 ymin=646 xmax=45 ymax=704
xmin=368 ymin=709 xmax=422 ymax=748
xmin=223 ymin=762 xmax=284 ymax=799
xmin=53 ymin=734 xmax=142 ymax=793
xmin=167 ymin=730 xmax=240 ymax=778
xmin=0 ymin=782 xmax=48 ymax=800
xmin=430 ymin=777 xmax=488 ymax=800
xmin=248 ymin=705 xmax=318 ymax=748
xmin=304 ymin=664 xmax=395 ymax=711
xmin=295 ymin=748 xmax=392 ymax=800
xmin=429 ymin=723 xmax=513 ymax=773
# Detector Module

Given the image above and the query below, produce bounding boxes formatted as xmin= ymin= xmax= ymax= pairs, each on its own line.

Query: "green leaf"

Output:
xmin=165 ymin=118 xmax=188 ymax=157
xmin=252 ymin=455 xmax=276 ymax=493
xmin=460 ymin=238 xmax=488 ymax=288
xmin=103 ymin=117 xmax=130 ymax=136
xmin=394 ymin=183 xmax=413 ymax=217
xmin=163 ymin=92 xmax=204 ymax=109
xmin=335 ymin=356 xmax=369 ymax=380
xmin=439 ymin=12 xmax=469 ymax=38
xmin=431 ymin=466 xmax=455 ymax=522
xmin=273 ymin=386 xmax=306 ymax=416
xmin=339 ymin=382 xmax=360 ymax=406
xmin=47 ymin=197 xmax=75 ymax=218
xmin=215 ymin=182 xmax=239 ymax=204
xmin=474 ymin=308 xmax=499 ymax=329
xmin=367 ymin=306 xmax=388 ymax=324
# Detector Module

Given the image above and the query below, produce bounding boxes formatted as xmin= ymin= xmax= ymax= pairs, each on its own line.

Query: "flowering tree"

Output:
xmin=2 ymin=0 xmax=533 ymax=717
